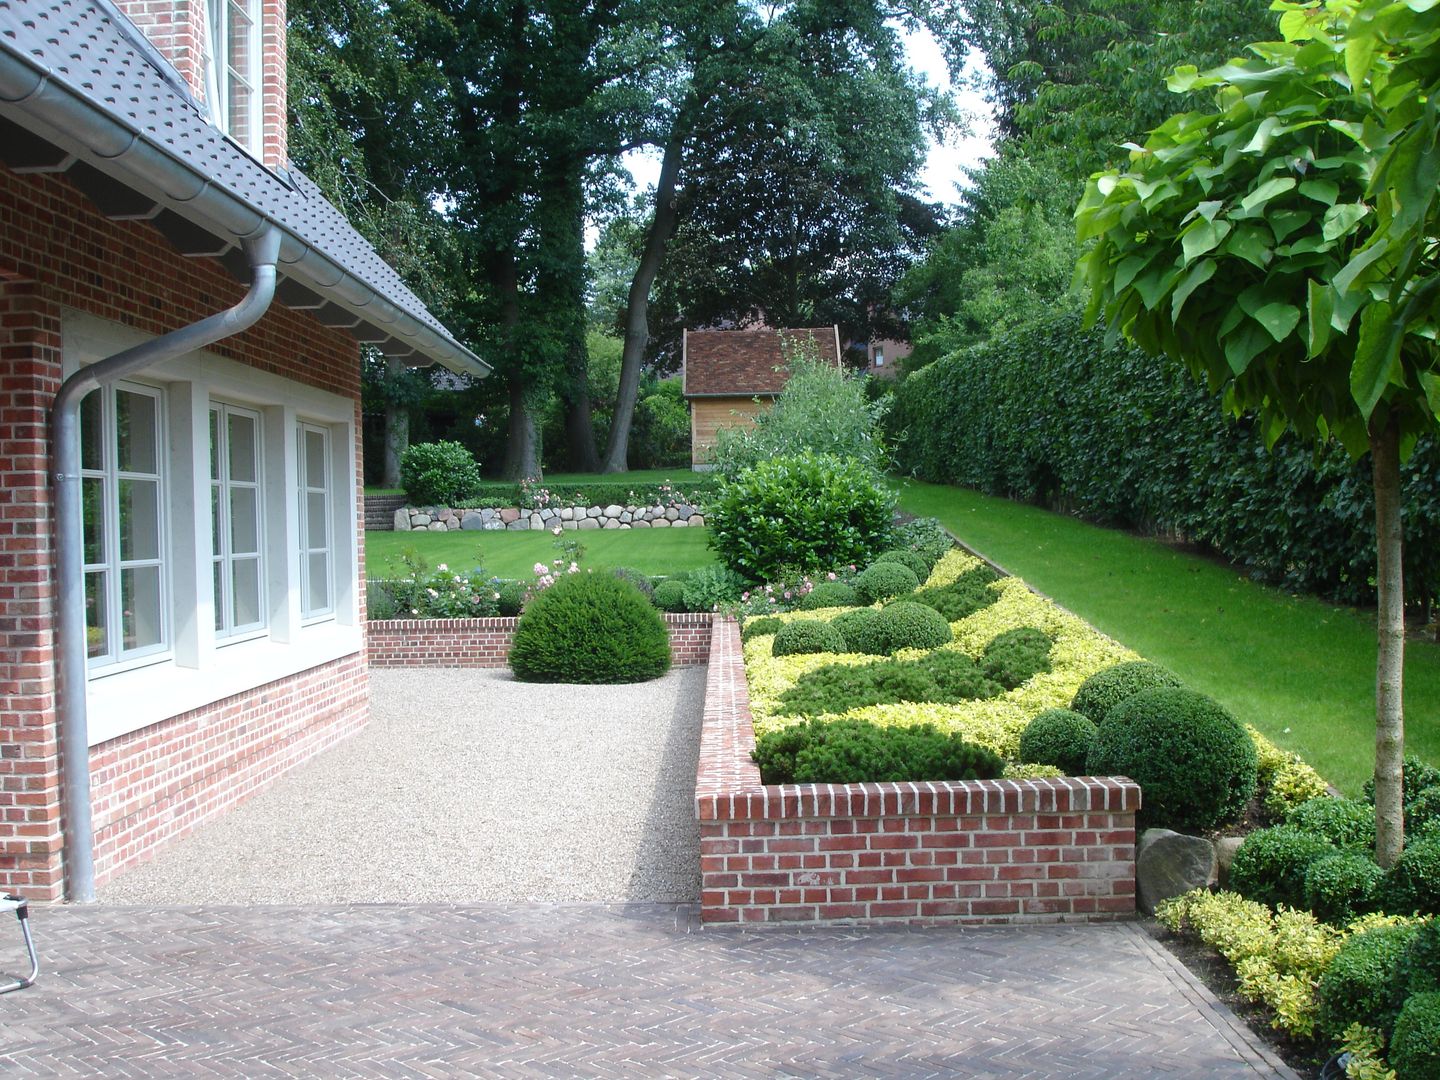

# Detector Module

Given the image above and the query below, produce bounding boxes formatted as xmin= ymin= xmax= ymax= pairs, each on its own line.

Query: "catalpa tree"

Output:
xmin=1076 ymin=0 xmax=1439 ymax=866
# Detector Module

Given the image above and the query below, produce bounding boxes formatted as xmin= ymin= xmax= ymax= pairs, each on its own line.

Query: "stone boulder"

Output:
xmin=1215 ymin=836 xmax=1246 ymax=890
xmin=393 ymin=508 xmax=412 ymax=531
xmin=1136 ymin=829 xmax=1218 ymax=914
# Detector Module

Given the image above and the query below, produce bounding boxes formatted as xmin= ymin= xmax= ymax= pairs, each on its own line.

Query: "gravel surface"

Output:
xmin=100 ymin=666 xmax=705 ymax=904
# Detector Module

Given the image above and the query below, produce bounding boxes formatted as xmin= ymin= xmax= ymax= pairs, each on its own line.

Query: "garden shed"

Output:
xmin=681 ymin=326 xmax=842 ymax=467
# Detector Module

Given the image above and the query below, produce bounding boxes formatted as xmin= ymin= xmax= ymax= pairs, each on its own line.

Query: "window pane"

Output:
xmin=81 ymin=392 xmax=104 ymax=472
xmin=229 ymin=486 xmax=258 ymax=555
xmin=228 ymin=412 xmax=257 ymax=482
xmin=209 ymin=409 xmax=221 ymax=481
xmin=83 ymin=477 xmax=105 ymax=565
xmin=306 ymin=492 xmax=327 ymax=549
xmin=213 ymin=561 xmax=225 ymax=632
xmin=211 ymin=484 xmax=223 ymax=554
xmin=116 ymin=389 xmax=158 ymax=474
xmin=86 ymin=571 xmax=108 ymax=658
xmin=232 ymin=557 xmax=261 ymax=627
xmin=305 ymin=429 xmax=326 ymax=485
xmin=307 ymin=552 xmax=330 ymax=614
xmin=118 ymin=478 xmax=161 ymax=562
xmin=120 ymin=565 xmax=163 ymax=652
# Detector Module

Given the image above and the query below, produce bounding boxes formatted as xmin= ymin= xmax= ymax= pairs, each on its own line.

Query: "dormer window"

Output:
xmin=202 ymin=0 xmax=262 ymax=153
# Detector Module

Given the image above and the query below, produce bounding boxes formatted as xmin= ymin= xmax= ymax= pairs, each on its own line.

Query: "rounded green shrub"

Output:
xmin=509 ymin=573 xmax=670 ymax=684
xmin=741 ymin=615 xmax=784 ymax=642
xmin=1019 ymin=709 xmax=1098 ymax=776
xmin=871 ymin=549 xmax=930 ymax=580
xmin=1365 ymin=755 xmax=1440 ymax=809
xmin=854 ymin=562 xmax=921 ymax=605
xmin=981 ymin=627 xmax=1053 ymax=690
xmin=707 ymin=452 xmax=896 ymax=582
xmin=1228 ymin=826 xmax=1337 ymax=911
xmin=399 ymin=441 xmax=482 ymax=507
xmin=1070 ymin=661 xmax=1185 ymax=724
xmin=1392 ymin=992 xmax=1440 ymax=1080
xmin=1401 ymin=921 xmax=1440 ymax=998
xmin=1303 ymin=850 xmax=1384 ymax=925
xmin=1085 ymin=688 xmax=1259 ymax=831
xmin=868 ymin=601 xmax=953 ymax=653
xmin=496 ymin=579 xmax=527 ymax=617
xmin=830 ymin=608 xmax=883 ymax=654
xmin=752 ymin=717 xmax=1005 ymax=785
xmin=1409 ymin=787 xmax=1440 ymax=836
xmin=1317 ymin=922 xmax=1420 ymax=1040
xmin=775 ymin=651 xmax=1000 ymax=717
xmin=772 ymin=620 xmax=846 ymax=658
xmin=1385 ymin=838 xmax=1440 ymax=916
xmin=799 ymin=581 xmax=860 ymax=610
xmin=652 ymin=579 xmax=688 ymax=613
xmin=1286 ymin=797 xmax=1377 ymax=849
xmin=611 ymin=567 xmax=654 ymax=601
xmin=681 ymin=565 xmax=748 ymax=613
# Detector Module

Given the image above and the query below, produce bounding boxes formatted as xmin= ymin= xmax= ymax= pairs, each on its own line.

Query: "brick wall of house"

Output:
xmin=367 ymin=613 xmax=714 ymax=669
xmin=694 ymin=616 xmax=1140 ymax=925
xmin=0 ymin=164 xmax=366 ymax=900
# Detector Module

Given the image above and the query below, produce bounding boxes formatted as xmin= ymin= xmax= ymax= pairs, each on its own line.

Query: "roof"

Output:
xmin=682 ymin=327 xmax=841 ymax=398
xmin=0 ymin=0 xmax=488 ymax=376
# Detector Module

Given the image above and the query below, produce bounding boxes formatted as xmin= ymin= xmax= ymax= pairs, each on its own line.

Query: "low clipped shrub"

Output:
xmin=742 ymin=615 xmax=784 ymax=642
xmin=830 ymin=608 xmax=883 ymax=654
xmin=496 ymin=579 xmax=527 ymax=617
xmin=707 ymin=452 xmax=896 ymax=581
xmin=681 ymin=565 xmax=748 ymax=612
xmin=399 ymin=440 xmax=483 ymax=507
xmin=1286 ymin=797 xmax=1377 ymax=849
xmin=1392 ymin=992 xmax=1440 ymax=1080
xmin=1018 ymin=709 xmax=1098 ymax=776
xmin=1402 ymin=921 xmax=1440 ymax=998
xmin=922 ymin=649 xmax=1003 ymax=701
xmin=871 ymin=549 xmax=930 ymax=580
xmin=854 ymin=562 xmax=920 ymax=605
xmin=1303 ymin=851 xmax=1384 ymax=926
xmin=776 ymin=650 xmax=1000 ymax=718
xmin=1086 ymin=688 xmax=1258 ymax=831
xmin=751 ymin=717 xmax=1004 ymax=785
xmin=1316 ymin=922 xmax=1421 ymax=1040
xmin=799 ymin=581 xmax=860 ymax=610
xmin=890 ymin=517 xmax=953 ymax=571
xmin=771 ymin=620 xmax=846 ymax=658
xmin=867 ymin=601 xmax=952 ymax=653
xmin=1249 ymin=725 xmax=1332 ymax=820
xmin=509 ymin=572 xmax=670 ymax=684
xmin=1229 ymin=826 xmax=1337 ymax=911
xmin=1408 ymin=786 xmax=1440 ymax=837
xmin=652 ymin=579 xmax=688 ymax=613
xmin=611 ymin=567 xmax=654 ymax=602
xmin=1385 ymin=838 xmax=1440 ymax=916
xmin=980 ymin=627 xmax=1052 ymax=690
xmin=1364 ymin=755 xmax=1440 ymax=809
xmin=909 ymin=565 xmax=1000 ymax=622
xmin=1070 ymin=661 xmax=1185 ymax=724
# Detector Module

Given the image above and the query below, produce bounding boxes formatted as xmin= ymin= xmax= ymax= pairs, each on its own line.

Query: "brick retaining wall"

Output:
xmin=694 ymin=616 xmax=1140 ymax=925
xmin=367 ymin=613 xmax=713 ymax=668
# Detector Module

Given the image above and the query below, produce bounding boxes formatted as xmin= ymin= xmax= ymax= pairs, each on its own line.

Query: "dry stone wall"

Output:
xmin=394 ymin=503 xmax=706 ymax=532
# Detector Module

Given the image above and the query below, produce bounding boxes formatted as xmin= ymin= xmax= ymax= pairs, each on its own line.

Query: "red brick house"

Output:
xmin=0 ymin=0 xmax=489 ymax=901
xmin=681 ymin=326 xmax=841 ymax=467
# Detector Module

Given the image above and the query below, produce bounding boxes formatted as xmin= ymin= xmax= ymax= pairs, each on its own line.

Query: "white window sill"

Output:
xmin=85 ymin=624 xmax=363 ymax=747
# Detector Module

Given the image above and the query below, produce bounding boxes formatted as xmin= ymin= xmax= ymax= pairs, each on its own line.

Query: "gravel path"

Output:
xmin=99 ymin=666 xmax=705 ymax=904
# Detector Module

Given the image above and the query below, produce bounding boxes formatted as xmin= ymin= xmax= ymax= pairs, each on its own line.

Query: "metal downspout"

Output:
xmin=50 ymin=227 xmax=281 ymax=902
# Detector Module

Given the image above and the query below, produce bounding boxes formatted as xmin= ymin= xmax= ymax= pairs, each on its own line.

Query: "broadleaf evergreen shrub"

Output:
xmin=776 ymin=649 xmax=1000 ymax=717
xmin=1316 ymin=923 xmax=1421 ymax=1040
xmin=509 ymin=572 xmax=670 ymax=684
xmin=681 ymin=565 xmax=748 ymax=613
xmin=871 ymin=549 xmax=930 ymax=580
xmin=1229 ymin=826 xmax=1337 ymax=912
xmin=1385 ymin=839 xmax=1440 ymax=917
xmin=854 ymin=562 xmax=921 ymax=605
xmin=1018 ymin=709 xmax=1097 ymax=775
xmin=980 ymin=627 xmax=1052 ymax=690
xmin=752 ymin=717 xmax=1004 ymax=785
xmin=866 ymin=601 xmax=953 ymax=654
xmin=1071 ymin=661 xmax=1184 ymax=724
xmin=400 ymin=441 xmax=482 ymax=507
xmin=771 ymin=620 xmax=847 ymax=658
xmin=652 ymin=579 xmax=688 ymax=613
xmin=1286 ymin=798 xmax=1377 ymax=850
xmin=890 ymin=517 xmax=953 ymax=571
xmin=1391 ymin=992 xmax=1440 ymax=1080
xmin=742 ymin=615 xmax=784 ymax=642
xmin=798 ymin=581 xmax=860 ymax=610
xmin=909 ymin=565 xmax=1001 ymax=622
xmin=496 ymin=579 xmax=528 ymax=616
xmin=1303 ymin=851 xmax=1384 ymax=926
xmin=829 ymin=608 xmax=883 ymax=654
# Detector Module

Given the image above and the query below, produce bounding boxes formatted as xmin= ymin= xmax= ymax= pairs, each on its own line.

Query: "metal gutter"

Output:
xmin=0 ymin=45 xmax=489 ymax=378
xmin=51 ymin=228 xmax=281 ymax=903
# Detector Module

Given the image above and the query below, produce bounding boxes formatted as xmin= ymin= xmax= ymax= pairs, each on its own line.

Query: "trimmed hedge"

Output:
xmin=752 ymin=717 xmax=1004 ymax=785
xmin=772 ymin=620 xmax=847 ymax=658
xmin=854 ymin=562 xmax=921 ymax=605
xmin=509 ymin=572 xmax=670 ymax=683
xmin=1286 ymin=797 xmax=1377 ymax=850
xmin=652 ymin=579 xmax=688 ymax=613
xmin=776 ymin=649 xmax=1001 ymax=717
xmin=1392 ymin=992 xmax=1440 ymax=1080
xmin=1071 ymin=661 xmax=1184 ymax=725
xmin=909 ymin=565 xmax=1001 ymax=622
xmin=1303 ymin=851 xmax=1384 ymax=926
xmin=1316 ymin=922 xmax=1421 ymax=1040
xmin=887 ymin=308 xmax=1440 ymax=611
xmin=871 ymin=549 xmax=930 ymax=580
xmin=1018 ymin=709 xmax=1097 ymax=776
xmin=1385 ymin=838 xmax=1440 ymax=916
xmin=799 ymin=581 xmax=861 ymax=610
xmin=1228 ymin=826 xmax=1336 ymax=911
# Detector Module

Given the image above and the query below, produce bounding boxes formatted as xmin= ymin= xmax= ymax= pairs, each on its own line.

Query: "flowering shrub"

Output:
xmin=368 ymin=553 xmax=502 ymax=619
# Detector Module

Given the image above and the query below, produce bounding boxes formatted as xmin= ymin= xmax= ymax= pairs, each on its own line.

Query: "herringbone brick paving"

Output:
xmin=0 ymin=902 xmax=1299 ymax=1078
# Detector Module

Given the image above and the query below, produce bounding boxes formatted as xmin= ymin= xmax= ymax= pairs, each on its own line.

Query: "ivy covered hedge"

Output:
xmin=887 ymin=309 xmax=1440 ymax=611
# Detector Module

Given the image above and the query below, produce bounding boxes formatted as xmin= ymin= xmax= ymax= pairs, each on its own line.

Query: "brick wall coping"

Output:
xmin=369 ymin=613 xmax=714 ymax=632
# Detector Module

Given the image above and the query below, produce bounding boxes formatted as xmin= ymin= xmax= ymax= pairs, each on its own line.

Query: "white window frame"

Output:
xmin=210 ymin=402 xmax=267 ymax=641
xmin=203 ymin=0 xmax=263 ymax=153
xmin=297 ymin=422 xmax=335 ymax=622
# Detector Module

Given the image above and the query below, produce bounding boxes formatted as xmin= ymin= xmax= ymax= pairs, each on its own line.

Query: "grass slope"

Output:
xmin=366 ymin=527 xmax=717 ymax=580
xmin=897 ymin=480 xmax=1440 ymax=794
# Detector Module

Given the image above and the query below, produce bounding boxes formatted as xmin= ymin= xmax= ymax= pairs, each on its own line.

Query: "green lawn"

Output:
xmin=896 ymin=479 xmax=1440 ymax=794
xmin=366 ymin=526 xmax=718 ymax=580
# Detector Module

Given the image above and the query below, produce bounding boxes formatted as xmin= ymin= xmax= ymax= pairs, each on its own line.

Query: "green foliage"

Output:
xmin=1385 ymin=840 xmax=1440 ymax=917
xmin=707 ymin=453 xmax=896 ymax=582
xmin=1087 ymin=688 xmax=1258 ymax=831
xmin=1317 ymin=923 xmax=1421 ymax=1040
xmin=495 ymin=579 xmax=527 ymax=617
xmin=610 ymin=567 xmax=654 ymax=602
xmin=887 ymin=311 xmax=1440 ymax=611
xmin=1250 ymin=725 xmax=1334 ymax=820
xmin=1304 ymin=851 xmax=1385 ymax=926
xmin=1392 ymin=992 xmax=1440 ymax=1080
xmin=367 ymin=552 xmax=502 ymax=620
xmin=652 ymin=579 xmax=688 ymax=613
xmin=1366 ymin=758 xmax=1440 ymax=811
xmin=889 ymin=517 xmax=954 ymax=571
xmin=751 ymin=718 xmax=1004 ymax=786
xmin=742 ymin=615 xmax=784 ymax=642
xmin=1230 ymin=826 xmax=1339 ymax=912
xmin=829 ymin=608 xmax=883 ymax=654
xmin=681 ymin=565 xmax=749 ymax=613
xmin=854 ymin=563 xmax=921 ymax=605
xmin=1288 ymin=798 xmax=1379 ymax=850
xmin=798 ymin=581 xmax=861 ymax=610
xmin=1410 ymin=789 xmax=1440 ymax=839
xmin=771 ymin=620 xmax=847 ymax=658
xmin=776 ymin=648 xmax=1002 ymax=718
xmin=1070 ymin=661 xmax=1185 ymax=725
xmin=1018 ymin=709 xmax=1098 ymax=776
xmin=871 ymin=549 xmax=930 ymax=580
xmin=980 ymin=627 xmax=1053 ymax=691
xmin=399 ymin=441 xmax=483 ymax=507
xmin=461 ymin=476 xmax=718 ymax=513
xmin=630 ymin=379 xmax=692 ymax=471
xmin=710 ymin=352 xmax=891 ymax=480
xmin=868 ymin=601 xmax=953 ymax=653
xmin=909 ymin=565 xmax=1002 ymax=622
xmin=509 ymin=572 xmax=671 ymax=684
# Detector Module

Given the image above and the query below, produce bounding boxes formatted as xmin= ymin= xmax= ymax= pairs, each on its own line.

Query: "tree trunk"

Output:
xmin=1371 ymin=413 xmax=1406 ymax=869
xmin=503 ymin=372 xmax=542 ymax=481
xmin=381 ymin=356 xmax=410 ymax=488
xmin=602 ymin=128 xmax=686 ymax=474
